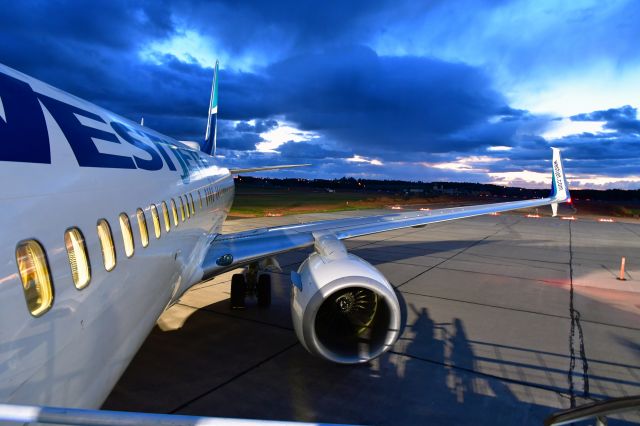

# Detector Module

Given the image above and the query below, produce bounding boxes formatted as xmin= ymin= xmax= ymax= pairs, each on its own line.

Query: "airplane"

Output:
xmin=0 ymin=60 xmax=571 ymax=414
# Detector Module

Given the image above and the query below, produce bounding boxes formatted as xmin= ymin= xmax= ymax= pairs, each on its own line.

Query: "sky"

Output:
xmin=1 ymin=0 xmax=639 ymax=189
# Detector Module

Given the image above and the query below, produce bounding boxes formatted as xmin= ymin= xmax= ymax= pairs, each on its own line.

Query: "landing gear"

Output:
xmin=257 ymin=274 xmax=272 ymax=307
xmin=229 ymin=270 xmax=272 ymax=309
xmin=230 ymin=274 xmax=247 ymax=309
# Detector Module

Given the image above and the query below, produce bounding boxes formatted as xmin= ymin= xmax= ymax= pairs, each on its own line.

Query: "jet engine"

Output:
xmin=291 ymin=234 xmax=401 ymax=364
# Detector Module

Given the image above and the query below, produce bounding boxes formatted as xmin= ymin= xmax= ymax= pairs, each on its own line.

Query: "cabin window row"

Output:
xmin=14 ymin=185 xmax=229 ymax=317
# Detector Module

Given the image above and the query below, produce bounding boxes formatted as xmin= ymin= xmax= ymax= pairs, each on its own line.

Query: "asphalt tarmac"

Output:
xmin=104 ymin=211 xmax=640 ymax=425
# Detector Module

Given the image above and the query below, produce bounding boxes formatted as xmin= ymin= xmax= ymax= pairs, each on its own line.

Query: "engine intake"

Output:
xmin=291 ymin=234 xmax=401 ymax=364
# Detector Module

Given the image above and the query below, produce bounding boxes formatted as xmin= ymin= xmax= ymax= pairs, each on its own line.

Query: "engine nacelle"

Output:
xmin=291 ymin=234 xmax=401 ymax=364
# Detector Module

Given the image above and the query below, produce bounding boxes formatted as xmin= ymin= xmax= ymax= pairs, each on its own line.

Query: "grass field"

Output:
xmin=229 ymin=188 xmax=400 ymax=217
xmin=229 ymin=184 xmax=640 ymax=221
xmin=230 ymin=185 xmax=504 ymax=218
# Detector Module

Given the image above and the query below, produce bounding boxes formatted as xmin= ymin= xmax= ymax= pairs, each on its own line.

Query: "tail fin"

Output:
xmin=202 ymin=60 xmax=219 ymax=156
xmin=550 ymin=147 xmax=570 ymax=216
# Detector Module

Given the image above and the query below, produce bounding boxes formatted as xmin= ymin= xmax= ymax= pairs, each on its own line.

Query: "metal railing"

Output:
xmin=0 ymin=403 xmax=350 ymax=426
xmin=545 ymin=395 xmax=640 ymax=426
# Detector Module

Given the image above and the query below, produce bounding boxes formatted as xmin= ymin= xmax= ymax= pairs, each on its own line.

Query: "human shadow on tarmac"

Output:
xmin=103 ymin=235 xmax=640 ymax=425
xmin=369 ymin=307 xmax=554 ymax=425
xmin=103 ymin=289 xmax=640 ymax=425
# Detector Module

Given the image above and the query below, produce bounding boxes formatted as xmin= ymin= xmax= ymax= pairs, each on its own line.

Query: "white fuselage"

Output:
xmin=0 ymin=64 xmax=234 ymax=407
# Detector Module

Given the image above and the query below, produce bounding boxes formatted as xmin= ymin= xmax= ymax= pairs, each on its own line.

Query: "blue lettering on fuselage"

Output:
xmin=110 ymin=122 xmax=164 ymax=171
xmin=0 ymin=71 xmax=51 ymax=164
xmin=141 ymin=131 xmax=178 ymax=172
xmin=0 ymin=70 xmax=207 ymax=183
xmin=39 ymin=94 xmax=137 ymax=169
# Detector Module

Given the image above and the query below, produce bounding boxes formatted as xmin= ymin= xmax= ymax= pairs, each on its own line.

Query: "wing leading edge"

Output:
xmin=200 ymin=148 xmax=570 ymax=280
xmin=228 ymin=164 xmax=311 ymax=174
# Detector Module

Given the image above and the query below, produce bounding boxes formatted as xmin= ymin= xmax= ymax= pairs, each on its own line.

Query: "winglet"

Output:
xmin=202 ymin=60 xmax=219 ymax=156
xmin=550 ymin=147 xmax=570 ymax=216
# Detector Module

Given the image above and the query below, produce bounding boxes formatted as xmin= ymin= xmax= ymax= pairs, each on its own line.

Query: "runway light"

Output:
xmin=561 ymin=216 xmax=577 ymax=221
xmin=489 ymin=212 xmax=500 ymax=216
xmin=526 ymin=214 xmax=541 ymax=218
xmin=391 ymin=206 xmax=402 ymax=210
xmin=598 ymin=218 xmax=615 ymax=223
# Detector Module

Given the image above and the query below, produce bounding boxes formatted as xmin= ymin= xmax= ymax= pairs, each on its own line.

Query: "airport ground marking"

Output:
xmin=398 ymin=290 xmax=640 ymax=332
xmin=617 ymin=221 xmax=640 ymax=239
xmin=168 ymin=341 xmax=300 ymax=414
xmin=395 ymin=217 xmax=522 ymax=289
xmin=567 ymin=221 xmax=591 ymax=408
xmin=386 ymin=349 xmax=626 ymax=403
xmin=386 ymin=349 xmax=571 ymax=399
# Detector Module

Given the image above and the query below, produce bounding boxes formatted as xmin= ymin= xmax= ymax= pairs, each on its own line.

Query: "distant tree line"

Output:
xmin=235 ymin=176 xmax=640 ymax=202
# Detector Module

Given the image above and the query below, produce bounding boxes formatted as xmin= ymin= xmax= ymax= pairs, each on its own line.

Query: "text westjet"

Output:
xmin=0 ymin=70 xmax=208 ymax=182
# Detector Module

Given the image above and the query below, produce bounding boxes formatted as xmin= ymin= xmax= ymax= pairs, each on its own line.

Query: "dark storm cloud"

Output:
xmin=0 ymin=0 xmax=173 ymax=50
xmin=235 ymin=119 xmax=279 ymax=134
xmin=172 ymin=0 xmax=399 ymax=54
xmin=0 ymin=1 xmax=215 ymax=140
xmin=218 ymin=132 xmax=263 ymax=151
xmin=479 ymin=124 xmax=640 ymax=178
xmin=1 ymin=0 xmax=638 ymax=188
xmin=214 ymin=120 xmax=264 ymax=151
xmin=213 ymin=119 xmax=282 ymax=152
xmin=222 ymin=46 xmax=515 ymax=155
xmin=571 ymin=105 xmax=637 ymax=122
xmin=142 ymin=114 xmax=206 ymax=141
xmin=277 ymin=141 xmax=352 ymax=160
xmin=0 ymin=1 xmax=570 ymax=159
xmin=570 ymin=105 xmax=640 ymax=134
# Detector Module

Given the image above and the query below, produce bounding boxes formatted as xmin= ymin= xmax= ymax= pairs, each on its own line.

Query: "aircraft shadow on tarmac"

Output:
xmin=104 ymin=237 xmax=640 ymax=425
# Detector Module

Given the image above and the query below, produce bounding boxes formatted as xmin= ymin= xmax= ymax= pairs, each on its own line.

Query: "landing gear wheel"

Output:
xmin=257 ymin=274 xmax=272 ymax=308
xmin=230 ymin=274 xmax=246 ymax=309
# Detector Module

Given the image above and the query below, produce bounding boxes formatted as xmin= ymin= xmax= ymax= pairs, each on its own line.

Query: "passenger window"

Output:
xmin=198 ymin=190 xmax=203 ymax=209
xmin=171 ymin=199 xmax=179 ymax=226
xmin=119 ymin=213 xmax=135 ymax=257
xmin=150 ymin=205 xmax=161 ymax=238
xmin=179 ymin=196 xmax=186 ymax=221
xmin=184 ymin=195 xmax=191 ymax=218
xmin=161 ymin=201 xmax=171 ymax=232
xmin=64 ymin=228 xmax=91 ymax=290
xmin=16 ymin=240 xmax=54 ymax=317
xmin=189 ymin=194 xmax=196 ymax=215
xmin=97 ymin=219 xmax=116 ymax=271
xmin=136 ymin=209 xmax=149 ymax=247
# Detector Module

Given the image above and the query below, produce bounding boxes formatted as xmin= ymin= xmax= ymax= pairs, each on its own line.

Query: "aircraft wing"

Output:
xmin=201 ymin=148 xmax=570 ymax=279
xmin=229 ymin=164 xmax=311 ymax=174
